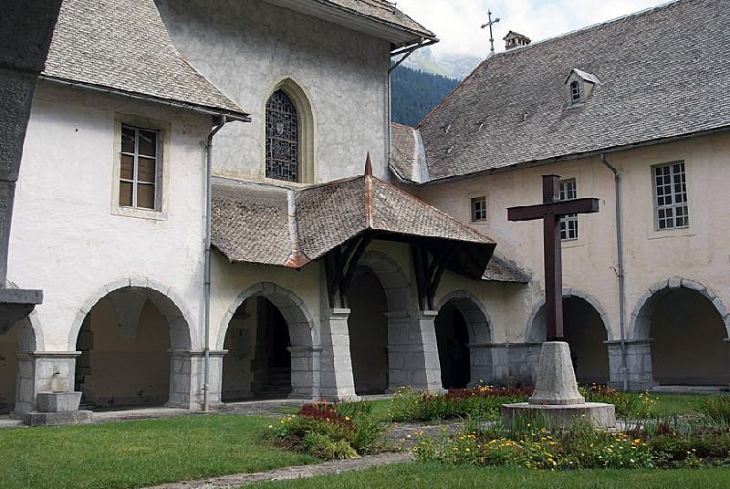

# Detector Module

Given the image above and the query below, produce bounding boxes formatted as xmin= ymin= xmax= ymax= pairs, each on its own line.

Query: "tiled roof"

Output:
xmin=417 ymin=0 xmax=730 ymax=181
xmin=43 ymin=0 xmax=248 ymax=119
xmin=326 ymin=0 xmax=435 ymax=39
xmin=212 ymin=173 xmax=496 ymax=279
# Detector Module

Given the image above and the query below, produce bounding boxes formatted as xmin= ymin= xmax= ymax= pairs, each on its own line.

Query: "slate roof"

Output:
xmin=415 ymin=0 xmax=730 ymax=181
xmin=42 ymin=0 xmax=249 ymax=120
xmin=212 ymin=173 xmax=496 ymax=279
xmin=325 ymin=0 xmax=435 ymax=40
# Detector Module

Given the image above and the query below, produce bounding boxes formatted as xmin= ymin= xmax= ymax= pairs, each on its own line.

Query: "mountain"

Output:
xmin=402 ymin=47 xmax=482 ymax=80
xmin=391 ymin=66 xmax=459 ymax=127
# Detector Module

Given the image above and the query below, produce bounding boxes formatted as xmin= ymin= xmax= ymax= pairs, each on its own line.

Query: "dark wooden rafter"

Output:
xmin=412 ymin=242 xmax=461 ymax=310
xmin=325 ymin=233 xmax=374 ymax=308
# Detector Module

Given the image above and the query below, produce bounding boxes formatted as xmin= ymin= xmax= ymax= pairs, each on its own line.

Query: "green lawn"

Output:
xmin=649 ymin=394 xmax=707 ymax=417
xmin=0 ymin=415 xmax=317 ymax=489
xmin=246 ymin=462 xmax=730 ymax=489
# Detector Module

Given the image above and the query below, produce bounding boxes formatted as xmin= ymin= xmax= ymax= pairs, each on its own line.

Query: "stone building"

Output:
xmin=395 ymin=0 xmax=730 ymax=392
xmin=2 ymin=0 xmax=729 ymax=422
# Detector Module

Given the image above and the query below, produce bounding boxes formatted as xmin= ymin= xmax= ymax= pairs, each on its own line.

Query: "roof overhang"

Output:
xmin=261 ymin=0 xmax=436 ymax=49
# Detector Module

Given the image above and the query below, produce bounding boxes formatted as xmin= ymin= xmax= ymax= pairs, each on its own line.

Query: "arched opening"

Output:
xmin=634 ymin=286 xmax=730 ymax=386
xmin=223 ymin=297 xmax=292 ymax=400
xmin=435 ymin=293 xmax=493 ymax=389
xmin=221 ymin=283 xmax=315 ymax=401
xmin=73 ymin=286 xmax=190 ymax=410
xmin=528 ymin=294 xmax=610 ymax=384
xmin=347 ymin=266 xmax=389 ymax=395
xmin=435 ymin=303 xmax=470 ymax=389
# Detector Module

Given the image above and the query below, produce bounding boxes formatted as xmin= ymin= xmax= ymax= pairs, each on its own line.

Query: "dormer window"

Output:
xmin=565 ymin=69 xmax=600 ymax=105
xmin=570 ymin=80 xmax=581 ymax=103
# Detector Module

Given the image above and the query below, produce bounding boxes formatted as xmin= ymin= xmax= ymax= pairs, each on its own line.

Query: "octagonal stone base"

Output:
xmin=501 ymin=402 xmax=616 ymax=429
xmin=36 ymin=391 xmax=82 ymax=412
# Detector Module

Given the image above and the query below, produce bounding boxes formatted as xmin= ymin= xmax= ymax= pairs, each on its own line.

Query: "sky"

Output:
xmin=395 ymin=0 xmax=671 ymax=58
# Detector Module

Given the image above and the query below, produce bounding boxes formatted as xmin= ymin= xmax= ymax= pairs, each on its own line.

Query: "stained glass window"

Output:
xmin=266 ymin=90 xmax=299 ymax=182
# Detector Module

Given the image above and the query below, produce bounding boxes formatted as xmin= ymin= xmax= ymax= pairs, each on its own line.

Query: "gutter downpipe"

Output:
xmin=203 ymin=116 xmax=227 ymax=412
xmin=600 ymin=153 xmax=629 ymax=392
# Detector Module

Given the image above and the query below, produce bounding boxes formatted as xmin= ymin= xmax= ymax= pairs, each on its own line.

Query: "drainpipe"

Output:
xmin=600 ymin=154 xmax=629 ymax=392
xmin=203 ymin=116 xmax=227 ymax=412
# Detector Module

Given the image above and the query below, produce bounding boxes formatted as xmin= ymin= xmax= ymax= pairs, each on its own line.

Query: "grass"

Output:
xmin=0 ymin=414 xmax=317 ymax=489
xmin=649 ymin=394 xmax=708 ymax=417
xmin=245 ymin=462 xmax=730 ymax=489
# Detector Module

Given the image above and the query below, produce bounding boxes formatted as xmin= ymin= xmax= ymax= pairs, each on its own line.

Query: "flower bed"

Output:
xmin=270 ymin=401 xmax=384 ymax=460
xmin=412 ymin=415 xmax=730 ymax=470
xmin=388 ymin=385 xmax=533 ymax=422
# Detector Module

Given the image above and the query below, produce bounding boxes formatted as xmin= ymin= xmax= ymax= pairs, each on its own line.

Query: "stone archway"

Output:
xmin=527 ymin=288 xmax=611 ymax=384
xmin=629 ymin=278 xmax=730 ymax=386
xmin=219 ymin=283 xmax=317 ymax=401
xmin=71 ymin=280 xmax=194 ymax=410
xmin=435 ymin=291 xmax=492 ymax=388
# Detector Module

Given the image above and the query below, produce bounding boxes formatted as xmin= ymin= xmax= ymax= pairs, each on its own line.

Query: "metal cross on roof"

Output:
xmin=481 ymin=10 xmax=500 ymax=55
xmin=507 ymin=175 xmax=600 ymax=340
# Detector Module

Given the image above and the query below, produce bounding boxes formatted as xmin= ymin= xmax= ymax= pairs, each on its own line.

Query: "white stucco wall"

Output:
xmin=418 ymin=132 xmax=730 ymax=345
xmin=155 ymin=0 xmax=392 ymax=183
xmin=8 ymin=82 xmax=212 ymax=352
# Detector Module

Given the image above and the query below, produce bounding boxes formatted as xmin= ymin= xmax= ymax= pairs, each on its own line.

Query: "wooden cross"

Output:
xmin=507 ymin=175 xmax=599 ymax=340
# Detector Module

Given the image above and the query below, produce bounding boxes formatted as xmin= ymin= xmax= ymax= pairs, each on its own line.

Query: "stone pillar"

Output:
xmin=506 ymin=342 xmax=542 ymax=385
xmin=319 ymin=308 xmax=356 ymax=400
xmin=288 ymin=345 xmax=321 ymax=400
xmin=467 ymin=343 xmax=496 ymax=385
xmin=14 ymin=351 xmax=80 ymax=417
xmin=387 ymin=311 xmax=443 ymax=393
xmin=606 ymin=339 xmax=656 ymax=391
xmin=168 ymin=349 xmax=226 ymax=410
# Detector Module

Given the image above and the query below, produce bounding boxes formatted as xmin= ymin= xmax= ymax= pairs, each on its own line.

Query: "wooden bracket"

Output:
xmin=324 ymin=234 xmax=374 ymax=308
xmin=412 ymin=243 xmax=460 ymax=310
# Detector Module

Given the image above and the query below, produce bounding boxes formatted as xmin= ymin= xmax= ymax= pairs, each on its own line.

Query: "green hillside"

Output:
xmin=391 ymin=66 xmax=459 ymax=127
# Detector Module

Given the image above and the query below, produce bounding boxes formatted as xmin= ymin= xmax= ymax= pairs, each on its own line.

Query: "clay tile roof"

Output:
xmin=212 ymin=173 xmax=496 ymax=279
xmin=43 ymin=0 xmax=248 ymax=120
xmin=418 ymin=0 xmax=730 ymax=181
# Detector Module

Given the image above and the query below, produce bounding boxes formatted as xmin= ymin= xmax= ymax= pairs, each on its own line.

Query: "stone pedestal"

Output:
xmin=288 ymin=345 xmax=321 ymax=399
xmin=28 ymin=391 xmax=91 ymax=426
xmin=502 ymin=342 xmax=615 ymax=429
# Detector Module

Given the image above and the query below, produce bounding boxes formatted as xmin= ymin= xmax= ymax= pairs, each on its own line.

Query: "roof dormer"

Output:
xmin=565 ymin=68 xmax=600 ymax=105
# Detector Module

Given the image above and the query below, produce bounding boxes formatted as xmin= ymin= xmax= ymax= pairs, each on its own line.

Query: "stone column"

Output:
xmin=288 ymin=345 xmax=321 ymax=400
xmin=387 ymin=311 xmax=443 ymax=393
xmin=606 ymin=339 xmax=656 ymax=392
xmin=168 ymin=349 xmax=226 ymax=410
xmin=319 ymin=308 xmax=356 ymax=400
xmin=467 ymin=343 xmax=496 ymax=385
xmin=14 ymin=350 xmax=81 ymax=417
xmin=506 ymin=342 xmax=542 ymax=386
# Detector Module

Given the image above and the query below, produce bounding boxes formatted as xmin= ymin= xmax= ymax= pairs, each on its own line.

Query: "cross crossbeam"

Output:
xmin=507 ymin=175 xmax=599 ymax=340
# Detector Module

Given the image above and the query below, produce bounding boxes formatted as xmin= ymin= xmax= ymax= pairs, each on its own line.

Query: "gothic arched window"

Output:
xmin=266 ymin=90 xmax=299 ymax=182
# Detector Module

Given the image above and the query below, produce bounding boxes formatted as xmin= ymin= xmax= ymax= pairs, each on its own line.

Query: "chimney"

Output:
xmin=504 ymin=31 xmax=531 ymax=50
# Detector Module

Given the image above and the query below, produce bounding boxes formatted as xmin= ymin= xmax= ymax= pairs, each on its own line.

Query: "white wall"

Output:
xmin=8 ymin=82 xmax=211 ymax=352
xmin=155 ymin=0 xmax=392 ymax=183
xmin=418 ymin=132 xmax=730 ymax=345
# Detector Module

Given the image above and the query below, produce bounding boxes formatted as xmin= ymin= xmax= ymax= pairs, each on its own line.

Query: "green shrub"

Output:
xmin=302 ymin=432 xmax=359 ymax=460
xmin=350 ymin=415 xmax=385 ymax=454
xmin=697 ymin=396 xmax=730 ymax=425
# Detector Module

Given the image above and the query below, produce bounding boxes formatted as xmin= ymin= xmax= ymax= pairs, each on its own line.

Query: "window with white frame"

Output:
xmin=570 ymin=80 xmax=581 ymax=104
xmin=120 ymin=124 xmax=159 ymax=210
xmin=559 ymin=179 xmax=578 ymax=241
xmin=654 ymin=161 xmax=689 ymax=230
xmin=471 ymin=196 xmax=487 ymax=222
